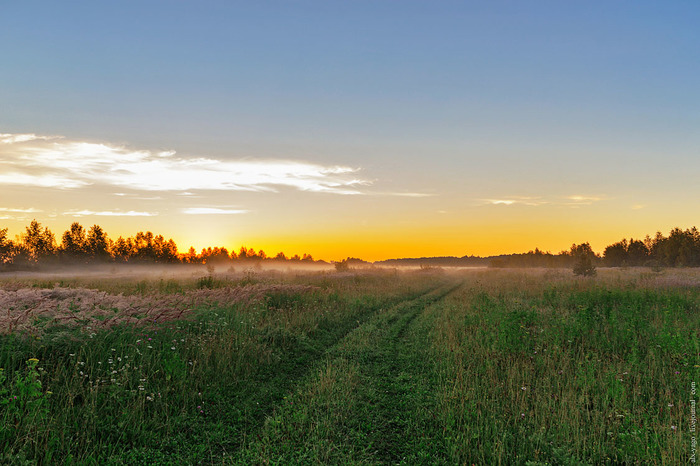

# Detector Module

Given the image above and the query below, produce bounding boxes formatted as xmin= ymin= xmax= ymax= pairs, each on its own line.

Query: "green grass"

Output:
xmin=0 ymin=268 xmax=698 ymax=464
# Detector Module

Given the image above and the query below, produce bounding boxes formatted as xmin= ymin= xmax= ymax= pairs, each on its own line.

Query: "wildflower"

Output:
xmin=671 ymin=425 xmax=677 ymax=431
xmin=146 ymin=396 xmax=153 ymax=401
xmin=668 ymin=403 xmax=674 ymax=407
xmin=521 ymin=413 xmax=525 ymax=418
xmin=521 ymin=386 xmax=527 ymax=391
xmin=171 ymin=347 xmax=176 ymax=350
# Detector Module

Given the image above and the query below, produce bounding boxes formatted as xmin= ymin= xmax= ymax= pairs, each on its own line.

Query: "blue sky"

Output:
xmin=1 ymin=1 xmax=698 ymax=259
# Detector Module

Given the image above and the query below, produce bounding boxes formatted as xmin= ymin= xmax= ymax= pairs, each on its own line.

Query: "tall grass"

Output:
xmin=0 ymin=268 xmax=697 ymax=464
xmin=0 ymin=270 xmax=442 ymax=463
xmin=428 ymin=269 xmax=699 ymax=464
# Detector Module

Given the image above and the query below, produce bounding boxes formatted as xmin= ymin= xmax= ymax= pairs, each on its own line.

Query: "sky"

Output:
xmin=1 ymin=1 xmax=698 ymax=261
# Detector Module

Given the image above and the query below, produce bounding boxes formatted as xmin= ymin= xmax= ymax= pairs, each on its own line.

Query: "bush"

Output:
xmin=573 ymin=254 xmax=596 ymax=277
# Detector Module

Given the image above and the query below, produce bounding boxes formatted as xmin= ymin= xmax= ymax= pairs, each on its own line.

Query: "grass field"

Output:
xmin=0 ymin=267 xmax=698 ymax=464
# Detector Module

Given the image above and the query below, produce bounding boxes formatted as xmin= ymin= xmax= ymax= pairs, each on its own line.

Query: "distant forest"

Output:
xmin=378 ymin=226 xmax=700 ymax=269
xmin=1 ymin=221 xmax=699 ymax=270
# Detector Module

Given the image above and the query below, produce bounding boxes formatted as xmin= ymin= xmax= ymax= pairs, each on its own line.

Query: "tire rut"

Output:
xmin=208 ymin=282 xmax=450 ymax=456
xmin=350 ymin=281 xmax=462 ymax=464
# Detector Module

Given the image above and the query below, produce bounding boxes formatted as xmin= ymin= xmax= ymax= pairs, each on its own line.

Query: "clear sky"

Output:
xmin=1 ymin=1 xmax=698 ymax=261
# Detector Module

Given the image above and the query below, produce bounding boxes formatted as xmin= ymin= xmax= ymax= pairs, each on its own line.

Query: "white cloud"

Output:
xmin=0 ymin=132 xmax=371 ymax=195
xmin=562 ymin=195 xmax=607 ymax=206
xmin=0 ymin=133 xmax=59 ymax=144
xmin=63 ymin=210 xmax=157 ymax=217
xmin=376 ymin=192 xmax=435 ymax=198
xmin=565 ymin=195 xmax=605 ymax=202
xmin=181 ymin=207 xmax=249 ymax=215
xmin=0 ymin=207 xmax=42 ymax=213
xmin=483 ymin=197 xmax=546 ymax=206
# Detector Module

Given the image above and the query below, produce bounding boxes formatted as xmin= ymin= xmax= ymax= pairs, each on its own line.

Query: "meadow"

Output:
xmin=0 ymin=266 xmax=698 ymax=465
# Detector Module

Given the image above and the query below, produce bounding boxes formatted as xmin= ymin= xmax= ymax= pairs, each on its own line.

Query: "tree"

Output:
xmin=626 ymin=239 xmax=649 ymax=266
xmin=571 ymin=242 xmax=597 ymax=277
xmin=86 ymin=225 xmax=110 ymax=262
xmin=134 ymin=231 xmax=155 ymax=261
xmin=181 ymin=246 xmax=199 ymax=264
xmin=0 ymin=228 xmax=13 ymax=264
xmin=112 ymin=236 xmax=134 ymax=262
xmin=61 ymin=222 xmax=87 ymax=261
xmin=21 ymin=220 xmax=56 ymax=263
xmin=603 ymin=240 xmax=627 ymax=267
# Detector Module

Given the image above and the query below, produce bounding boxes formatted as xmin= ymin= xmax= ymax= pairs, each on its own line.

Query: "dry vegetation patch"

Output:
xmin=0 ymin=284 xmax=317 ymax=335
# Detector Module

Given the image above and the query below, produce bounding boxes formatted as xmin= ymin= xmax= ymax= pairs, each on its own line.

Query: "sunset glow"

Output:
xmin=1 ymin=2 xmax=698 ymax=262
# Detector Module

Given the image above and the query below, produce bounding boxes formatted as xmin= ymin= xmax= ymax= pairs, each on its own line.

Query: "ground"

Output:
xmin=0 ymin=266 xmax=698 ymax=464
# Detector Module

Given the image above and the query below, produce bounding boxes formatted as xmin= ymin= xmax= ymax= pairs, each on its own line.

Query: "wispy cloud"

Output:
xmin=482 ymin=194 xmax=608 ymax=208
xmin=0 ymin=207 xmax=42 ymax=213
xmin=562 ymin=195 xmax=607 ymax=206
xmin=482 ymin=197 xmax=546 ymax=206
xmin=565 ymin=195 xmax=605 ymax=203
xmin=181 ymin=207 xmax=249 ymax=215
xmin=0 ymin=133 xmax=58 ymax=144
xmin=0 ymin=132 xmax=372 ymax=195
xmin=375 ymin=192 xmax=435 ymax=198
xmin=63 ymin=210 xmax=157 ymax=217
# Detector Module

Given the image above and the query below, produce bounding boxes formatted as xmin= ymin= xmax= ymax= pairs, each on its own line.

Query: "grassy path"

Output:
xmin=110 ymin=279 xmax=451 ymax=464
xmin=236 ymin=280 xmax=461 ymax=464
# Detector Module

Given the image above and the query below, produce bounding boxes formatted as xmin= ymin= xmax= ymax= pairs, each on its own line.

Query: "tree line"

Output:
xmin=376 ymin=226 xmax=700 ymax=269
xmin=1 ymin=221 xmax=698 ymax=270
xmin=0 ymin=220 xmax=317 ymax=269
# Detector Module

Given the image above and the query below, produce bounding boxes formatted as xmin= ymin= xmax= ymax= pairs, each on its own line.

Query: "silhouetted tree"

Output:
xmin=61 ymin=222 xmax=87 ymax=261
xmin=571 ymin=242 xmax=597 ymax=277
xmin=0 ymin=228 xmax=13 ymax=264
xmin=134 ymin=231 xmax=155 ymax=261
xmin=201 ymin=246 xmax=229 ymax=265
xmin=626 ymin=239 xmax=649 ymax=266
xmin=86 ymin=224 xmax=110 ymax=262
xmin=21 ymin=220 xmax=56 ymax=263
xmin=181 ymin=246 xmax=200 ymax=264
xmin=603 ymin=239 xmax=628 ymax=267
xmin=112 ymin=236 xmax=134 ymax=262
